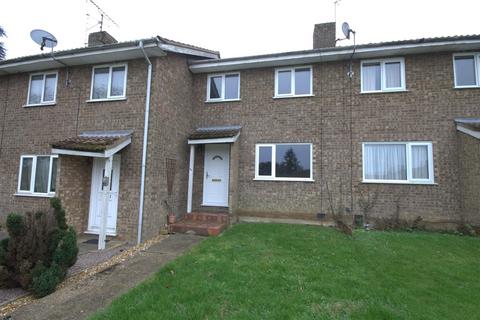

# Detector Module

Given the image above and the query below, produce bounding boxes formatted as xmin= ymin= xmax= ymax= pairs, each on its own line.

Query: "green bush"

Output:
xmin=0 ymin=238 xmax=7 ymax=265
xmin=52 ymin=227 xmax=78 ymax=269
xmin=6 ymin=213 xmax=24 ymax=237
xmin=30 ymin=263 xmax=62 ymax=297
xmin=0 ymin=197 xmax=79 ymax=296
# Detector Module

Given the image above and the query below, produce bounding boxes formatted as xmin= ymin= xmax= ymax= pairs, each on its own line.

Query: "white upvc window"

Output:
xmin=90 ymin=64 xmax=127 ymax=101
xmin=274 ymin=66 xmax=313 ymax=98
xmin=362 ymin=142 xmax=434 ymax=184
xmin=255 ymin=143 xmax=313 ymax=181
xmin=453 ymin=53 xmax=480 ymax=88
xmin=361 ymin=58 xmax=406 ymax=93
xmin=17 ymin=155 xmax=58 ymax=196
xmin=26 ymin=71 xmax=58 ymax=106
xmin=206 ymin=73 xmax=240 ymax=102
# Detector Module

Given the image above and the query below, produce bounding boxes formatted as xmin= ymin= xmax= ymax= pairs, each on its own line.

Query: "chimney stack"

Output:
xmin=88 ymin=31 xmax=118 ymax=47
xmin=313 ymin=22 xmax=336 ymax=49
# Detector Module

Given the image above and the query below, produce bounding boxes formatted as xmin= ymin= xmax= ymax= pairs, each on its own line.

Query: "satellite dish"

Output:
xmin=342 ymin=22 xmax=351 ymax=39
xmin=30 ymin=29 xmax=58 ymax=51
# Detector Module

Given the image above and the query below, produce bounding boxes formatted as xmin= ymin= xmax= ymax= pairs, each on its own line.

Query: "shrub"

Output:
xmin=457 ymin=223 xmax=477 ymax=236
xmin=30 ymin=263 xmax=62 ymax=297
xmin=6 ymin=213 xmax=24 ymax=237
xmin=0 ymin=198 xmax=78 ymax=297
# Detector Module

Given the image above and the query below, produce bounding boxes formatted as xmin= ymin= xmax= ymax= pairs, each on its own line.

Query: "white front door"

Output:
xmin=203 ymin=144 xmax=230 ymax=207
xmin=87 ymin=156 xmax=121 ymax=235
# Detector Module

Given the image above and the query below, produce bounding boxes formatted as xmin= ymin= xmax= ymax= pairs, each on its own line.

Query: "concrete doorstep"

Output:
xmin=6 ymin=234 xmax=204 ymax=320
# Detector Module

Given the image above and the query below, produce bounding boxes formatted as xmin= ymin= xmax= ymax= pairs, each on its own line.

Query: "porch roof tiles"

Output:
xmin=52 ymin=136 xmax=127 ymax=152
xmin=188 ymin=125 xmax=242 ymax=140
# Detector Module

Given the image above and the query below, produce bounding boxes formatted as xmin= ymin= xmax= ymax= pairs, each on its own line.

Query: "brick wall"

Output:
xmin=57 ymin=155 xmax=92 ymax=233
xmin=191 ymin=52 xmax=480 ymax=225
xmin=457 ymin=132 xmax=480 ymax=224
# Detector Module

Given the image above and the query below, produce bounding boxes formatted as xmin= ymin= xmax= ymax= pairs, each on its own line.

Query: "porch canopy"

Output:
xmin=51 ymin=130 xmax=132 ymax=250
xmin=455 ymin=118 xmax=480 ymax=140
xmin=51 ymin=130 xmax=132 ymax=158
xmin=186 ymin=125 xmax=241 ymax=213
xmin=188 ymin=125 xmax=241 ymax=145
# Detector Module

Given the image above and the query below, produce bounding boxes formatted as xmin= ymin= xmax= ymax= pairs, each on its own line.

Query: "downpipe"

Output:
xmin=137 ymin=41 xmax=152 ymax=245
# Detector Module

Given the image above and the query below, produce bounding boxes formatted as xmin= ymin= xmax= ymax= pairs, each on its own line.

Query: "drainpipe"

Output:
xmin=137 ymin=41 xmax=153 ymax=245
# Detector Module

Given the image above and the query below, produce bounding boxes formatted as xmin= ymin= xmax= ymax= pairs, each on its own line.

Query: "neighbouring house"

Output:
xmin=0 ymin=23 xmax=479 ymax=243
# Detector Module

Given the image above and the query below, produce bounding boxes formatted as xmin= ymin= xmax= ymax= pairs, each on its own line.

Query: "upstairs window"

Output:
xmin=275 ymin=66 xmax=312 ymax=97
xmin=206 ymin=73 xmax=240 ymax=101
xmin=362 ymin=142 xmax=433 ymax=184
xmin=18 ymin=155 xmax=58 ymax=196
xmin=255 ymin=143 xmax=313 ymax=181
xmin=453 ymin=54 xmax=480 ymax=88
xmin=27 ymin=72 xmax=58 ymax=106
xmin=361 ymin=58 xmax=405 ymax=93
xmin=90 ymin=64 xmax=127 ymax=100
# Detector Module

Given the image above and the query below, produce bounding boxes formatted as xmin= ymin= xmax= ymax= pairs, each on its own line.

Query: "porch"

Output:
xmin=51 ymin=130 xmax=133 ymax=249
xmin=170 ymin=125 xmax=241 ymax=236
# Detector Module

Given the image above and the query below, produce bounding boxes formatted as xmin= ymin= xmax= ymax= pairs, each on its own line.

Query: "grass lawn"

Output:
xmin=91 ymin=223 xmax=480 ymax=320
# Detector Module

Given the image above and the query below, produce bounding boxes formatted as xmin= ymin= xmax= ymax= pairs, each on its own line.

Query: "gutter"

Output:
xmin=189 ymin=39 xmax=480 ymax=73
xmin=137 ymin=40 xmax=154 ymax=245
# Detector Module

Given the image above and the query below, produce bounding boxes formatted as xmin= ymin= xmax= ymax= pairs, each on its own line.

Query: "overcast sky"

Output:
xmin=1 ymin=0 xmax=479 ymax=59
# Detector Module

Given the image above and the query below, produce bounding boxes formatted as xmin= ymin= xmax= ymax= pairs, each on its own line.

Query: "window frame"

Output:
xmin=274 ymin=66 xmax=313 ymax=98
xmin=206 ymin=72 xmax=241 ymax=102
xmin=362 ymin=142 xmax=434 ymax=185
xmin=254 ymin=143 xmax=313 ymax=182
xmin=17 ymin=155 xmax=58 ymax=197
xmin=360 ymin=58 xmax=406 ymax=93
xmin=452 ymin=53 xmax=480 ymax=88
xmin=89 ymin=63 xmax=128 ymax=101
xmin=26 ymin=71 xmax=58 ymax=106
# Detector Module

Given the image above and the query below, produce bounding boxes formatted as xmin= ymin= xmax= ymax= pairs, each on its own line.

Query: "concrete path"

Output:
xmin=9 ymin=234 xmax=204 ymax=320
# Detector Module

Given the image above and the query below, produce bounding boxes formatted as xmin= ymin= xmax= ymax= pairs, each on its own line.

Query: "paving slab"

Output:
xmin=8 ymin=234 xmax=204 ymax=320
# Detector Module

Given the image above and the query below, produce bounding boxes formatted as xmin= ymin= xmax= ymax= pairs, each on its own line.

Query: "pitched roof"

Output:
xmin=189 ymin=125 xmax=242 ymax=140
xmin=189 ymin=34 xmax=480 ymax=73
xmin=0 ymin=36 xmax=219 ymax=74
xmin=51 ymin=131 xmax=133 ymax=152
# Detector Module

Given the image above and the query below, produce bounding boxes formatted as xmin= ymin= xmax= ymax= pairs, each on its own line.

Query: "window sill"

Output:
xmin=205 ymin=99 xmax=241 ymax=104
xmin=254 ymin=178 xmax=315 ymax=182
xmin=360 ymin=89 xmax=408 ymax=95
xmin=362 ymin=180 xmax=436 ymax=186
xmin=273 ymin=94 xmax=315 ymax=99
xmin=454 ymin=86 xmax=480 ymax=89
xmin=14 ymin=193 xmax=56 ymax=198
xmin=86 ymin=97 xmax=127 ymax=103
xmin=23 ymin=102 xmax=56 ymax=108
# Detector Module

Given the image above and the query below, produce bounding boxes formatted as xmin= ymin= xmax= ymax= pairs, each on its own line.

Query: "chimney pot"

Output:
xmin=88 ymin=31 xmax=118 ymax=47
xmin=313 ymin=22 xmax=336 ymax=49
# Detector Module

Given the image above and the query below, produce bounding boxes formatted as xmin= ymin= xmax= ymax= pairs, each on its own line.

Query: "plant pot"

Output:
xmin=167 ymin=214 xmax=176 ymax=224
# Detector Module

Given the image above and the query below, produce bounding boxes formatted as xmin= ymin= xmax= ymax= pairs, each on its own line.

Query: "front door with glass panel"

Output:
xmin=203 ymin=144 xmax=230 ymax=206
xmin=87 ymin=156 xmax=121 ymax=235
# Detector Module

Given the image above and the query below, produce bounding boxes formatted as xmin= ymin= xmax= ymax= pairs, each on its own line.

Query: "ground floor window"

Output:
xmin=362 ymin=142 xmax=433 ymax=184
xmin=255 ymin=143 xmax=313 ymax=181
xmin=18 ymin=155 xmax=58 ymax=196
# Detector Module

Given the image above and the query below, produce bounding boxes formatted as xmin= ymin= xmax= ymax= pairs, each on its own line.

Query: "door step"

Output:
xmin=169 ymin=212 xmax=229 ymax=236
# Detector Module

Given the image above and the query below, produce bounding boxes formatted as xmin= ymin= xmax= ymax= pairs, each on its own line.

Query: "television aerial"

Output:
xmin=30 ymin=29 xmax=58 ymax=51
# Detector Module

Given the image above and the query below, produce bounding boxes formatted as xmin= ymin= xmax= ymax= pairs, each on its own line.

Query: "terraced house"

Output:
xmin=0 ymin=22 xmax=479 ymax=243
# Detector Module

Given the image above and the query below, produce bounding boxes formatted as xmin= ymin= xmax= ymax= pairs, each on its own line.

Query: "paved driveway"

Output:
xmin=9 ymin=234 xmax=204 ymax=320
